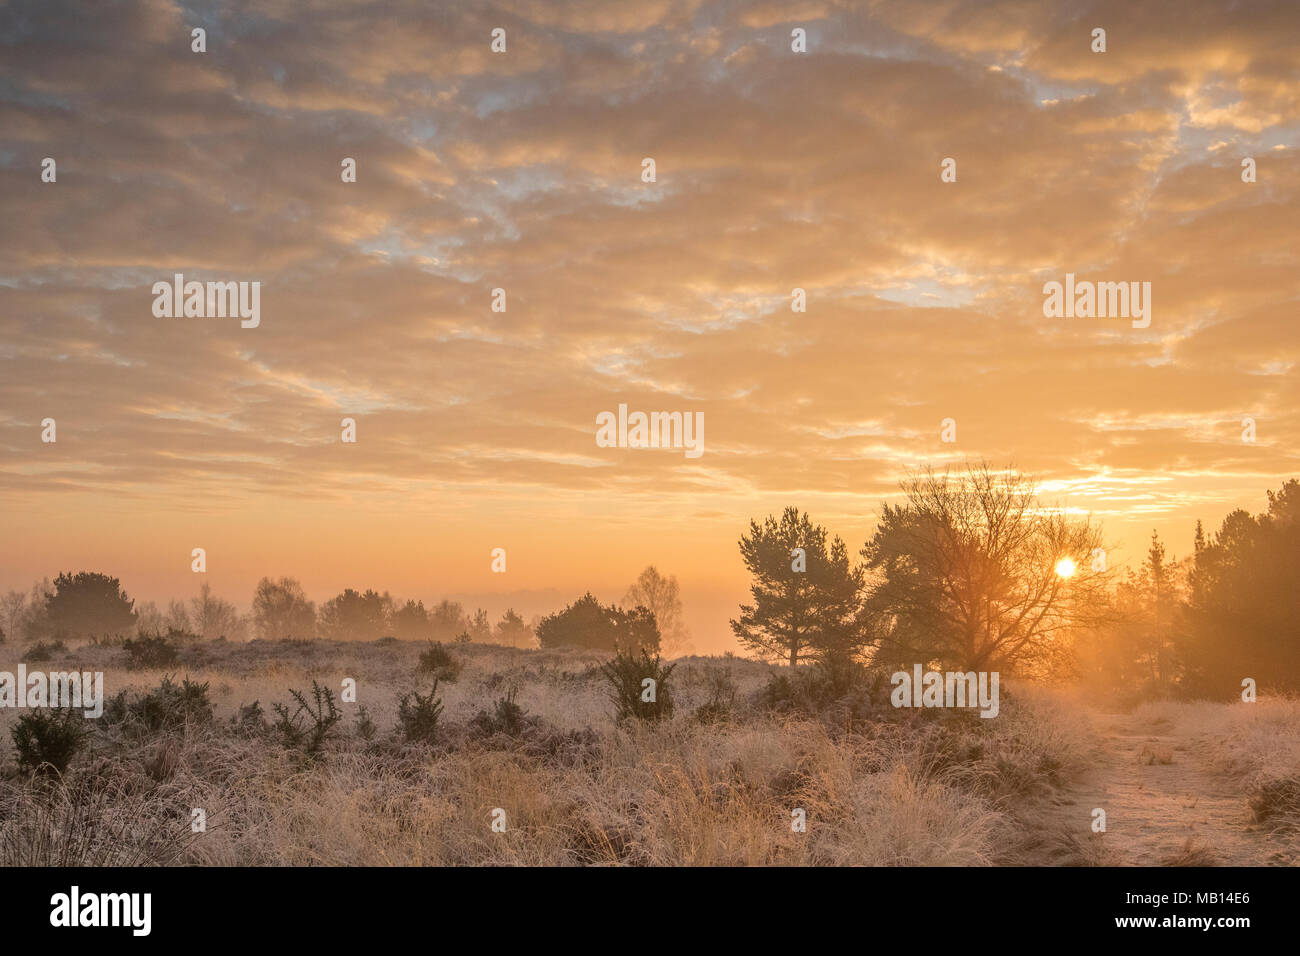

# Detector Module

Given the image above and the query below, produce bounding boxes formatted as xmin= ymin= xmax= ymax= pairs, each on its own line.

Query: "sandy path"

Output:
xmin=1035 ymin=711 xmax=1284 ymax=866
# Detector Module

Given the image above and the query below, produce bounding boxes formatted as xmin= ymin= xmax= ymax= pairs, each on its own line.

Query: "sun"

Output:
xmin=1055 ymin=557 xmax=1077 ymax=579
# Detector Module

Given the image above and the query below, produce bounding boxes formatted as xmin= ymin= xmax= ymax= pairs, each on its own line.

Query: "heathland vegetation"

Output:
xmin=1 ymin=463 xmax=1297 ymax=865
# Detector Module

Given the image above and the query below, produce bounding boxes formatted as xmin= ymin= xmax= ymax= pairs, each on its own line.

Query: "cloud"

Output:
xmin=1 ymin=0 xmax=1297 ymax=641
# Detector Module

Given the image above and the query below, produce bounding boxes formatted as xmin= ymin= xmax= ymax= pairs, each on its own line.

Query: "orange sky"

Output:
xmin=2 ymin=0 xmax=1298 ymax=650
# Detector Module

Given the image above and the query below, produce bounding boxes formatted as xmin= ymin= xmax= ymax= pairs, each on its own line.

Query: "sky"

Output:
xmin=2 ymin=0 xmax=1298 ymax=651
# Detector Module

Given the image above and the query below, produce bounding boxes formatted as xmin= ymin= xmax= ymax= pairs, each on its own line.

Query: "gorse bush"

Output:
xmin=11 ymin=709 xmax=89 ymax=775
xmin=815 ymin=653 xmax=869 ymax=696
xmin=103 ymin=675 xmax=214 ymax=733
xmin=470 ymin=686 xmax=536 ymax=737
xmin=417 ymin=641 xmax=462 ymax=682
xmin=21 ymin=640 xmax=67 ymax=663
xmin=121 ymin=633 xmax=180 ymax=670
xmin=397 ymin=681 xmax=444 ymax=743
xmin=599 ymin=648 xmax=676 ymax=722
xmin=273 ymin=681 xmax=342 ymax=757
xmin=353 ymin=705 xmax=377 ymax=741
xmin=758 ymin=656 xmax=883 ymax=717
xmin=692 ymin=668 xmax=738 ymax=724
xmin=231 ymin=700 xmax=268 ymax=736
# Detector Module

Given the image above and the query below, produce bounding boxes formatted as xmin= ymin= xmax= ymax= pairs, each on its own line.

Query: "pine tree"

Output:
xmin=731 ymin=507 xmax=866 ymax=666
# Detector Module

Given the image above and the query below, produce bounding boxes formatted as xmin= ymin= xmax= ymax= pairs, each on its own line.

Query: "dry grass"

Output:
xmin=0 ymin=640 xmax=1118 ymax=865
xmin=1159 ymin=838 xmax=1219 ymax=867
xmin=1132 ymin=697 xmax=1300 ymax=828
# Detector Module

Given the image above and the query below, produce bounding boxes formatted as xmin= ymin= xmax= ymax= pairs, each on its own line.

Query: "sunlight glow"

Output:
xmin=1055 ymin=557 xmax=1077 ymax=579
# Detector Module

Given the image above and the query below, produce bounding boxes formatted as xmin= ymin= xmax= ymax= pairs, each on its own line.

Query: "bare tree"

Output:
xmin=862 ymin=463 xmax=1113 ymax=675
xmin=164 ymin=599 xmax=192 ymax=633
xmin=0 ymin=590 xmax=28 ymax=643
xmin=252 ymin=576 xmax=317 ymax=640
xmin=135 ymin=600 xmax=165 ymax=634
xmin=624 ymin=566 xmax=693 ymax=657
xmin=190 ymin=581 xmax=246 ymax=641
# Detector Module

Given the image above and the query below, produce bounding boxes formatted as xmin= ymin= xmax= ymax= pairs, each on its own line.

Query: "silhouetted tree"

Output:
xmin=134 ymin=600 xmax=165 ymax=635
xmin=468 ymin=607 xmax=492 ymax=643
xmin=624 ymin=566 xmax=692 ymax=657
xmin=391 ymin=599 xmax=433 ymax=641
xmin=32 ymin=571 xmax=137 ymax=641
xmin=862 ymin=464 xmax=1111 ymax=674
xmin=188 ymin=581 xmax=245 ymax=640
xmin=164 ymin=598 xmax=191 ymax=633
xmin=536 ymin=593 xmax=659 ymax=652
xmin=1135 ymin=532 xmax=1183 ymax=689
xmin=429 ymin=599 xmax=467 ymax=642
xmin=252 ymin=576 xmax=317 ymax=640
xmin=0 ymin=590 xmax=27 ymax=644
xmin=319 ymin=588 xmax=394 ymax=641
xmin=732 ymin=507 xmax=866 ymax=666
xmin=1078 ymin=531 xmax=1187 ymax=695
xmin=26 ymin=577 xmax=53 ymax=640
xmin=1181 ymin=479 xmax=1300 ymax=697
xmin=494 ymin=607 xmax=533 ymax=648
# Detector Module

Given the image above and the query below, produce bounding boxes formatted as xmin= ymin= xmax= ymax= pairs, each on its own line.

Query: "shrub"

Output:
xmin=599 ymin=648 xmax=676 ymax=722
xmin=692 ymin=668 xmax=737 ymax=724
xmin=758 ymin=657 xmax=881 ymax=716
xmin=231 ymin=700 xmax=268 ymax=736
xmin=815 ymin=653 xmax=868 ymax=695
xmin=1250 ymin=776 xmax=1300 ymax=824
xmin=121 ymin=633 xmax=180 ymax=670
xmin=103 ymin=675 xmax=214 ymax=733
xmin=397 ymin=681 xmax=444 ymax=743
xmin=87 ymin=633 xmax=127 ymax=648
xmin=470 ymin=687 xmax=537 ymax=737
xmin=417 ymin=641 xmax=462 ymax=682
xmin=21 ymin=640 xmax=67 ymax=663
xmin=273 ymin=681 xmax=342 ymax=756
xmin=11 ymin=710 xmax=89 ymax=775
xmin=354 ymin=705 xmax=377 ymax=741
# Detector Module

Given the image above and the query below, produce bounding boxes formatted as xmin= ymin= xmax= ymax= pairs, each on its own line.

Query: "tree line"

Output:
xmin=0 ymin=564 xmax=692 ymax=656
xmin=4 ymin=461 xmax=1294 ymax=699
xmin=730 ymin=462 xmax=1300 ymax=698
xmin=0 ymin=574 xmax=536 ymax=647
